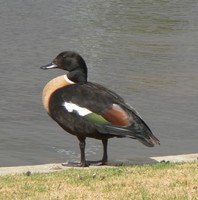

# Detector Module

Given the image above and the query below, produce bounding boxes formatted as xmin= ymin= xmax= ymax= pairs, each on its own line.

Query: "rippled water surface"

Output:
xmin=1 ymin=0 xmax=198 ymax=166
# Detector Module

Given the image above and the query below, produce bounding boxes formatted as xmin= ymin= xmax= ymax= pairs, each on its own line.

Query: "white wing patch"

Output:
xmin=62 ymin=102 xmax=92 ymax=116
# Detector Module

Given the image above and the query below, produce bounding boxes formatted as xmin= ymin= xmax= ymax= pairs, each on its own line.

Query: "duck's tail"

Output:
xmin=96 ymin=121 xmax=160 ymax=147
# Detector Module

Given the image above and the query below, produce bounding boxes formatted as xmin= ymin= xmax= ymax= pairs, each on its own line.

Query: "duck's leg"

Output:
xmin=78 ymin=136 xmax=89 ymax=167
xmin=62 ymin=136 xmax=89 ymax=167
xmin=87 ymin=139 xmax=108 ymax=166
xmin=101 ymin=139 xmax=108 ymax=164
xmin=78 ymin=138 xmax=108 ymax=166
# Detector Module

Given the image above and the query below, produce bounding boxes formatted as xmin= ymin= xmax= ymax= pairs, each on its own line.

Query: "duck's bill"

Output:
xmin=40 ymin=63 xmax=57 ymax=70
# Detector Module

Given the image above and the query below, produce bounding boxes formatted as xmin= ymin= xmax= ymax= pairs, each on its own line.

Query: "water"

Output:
xmin=0 ymin=0 xmax=197 ymax=167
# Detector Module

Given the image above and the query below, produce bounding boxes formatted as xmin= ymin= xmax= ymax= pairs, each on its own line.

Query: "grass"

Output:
xmin=0 ymin=162 xmax=197 ymax=200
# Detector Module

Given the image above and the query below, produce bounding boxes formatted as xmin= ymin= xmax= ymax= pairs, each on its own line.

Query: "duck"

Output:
xmin=40 ymin=51 xmax=160 ymax=167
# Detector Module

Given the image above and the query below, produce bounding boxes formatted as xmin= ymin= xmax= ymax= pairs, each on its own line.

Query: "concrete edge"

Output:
xmin=0 ymin=153 xmax=197 ymax=176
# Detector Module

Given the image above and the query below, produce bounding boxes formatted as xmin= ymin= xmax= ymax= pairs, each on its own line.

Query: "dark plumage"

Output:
xmin=40 ymin=51 xmax=160 ymax=167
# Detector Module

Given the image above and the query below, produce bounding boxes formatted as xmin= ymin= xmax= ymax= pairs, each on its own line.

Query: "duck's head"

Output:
xmin=41 ymin=51 xmax=88 ymax=84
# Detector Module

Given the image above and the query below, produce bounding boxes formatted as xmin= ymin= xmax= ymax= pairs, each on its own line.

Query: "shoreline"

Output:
xmin=0 ymin=153 xmax=197 ymax=176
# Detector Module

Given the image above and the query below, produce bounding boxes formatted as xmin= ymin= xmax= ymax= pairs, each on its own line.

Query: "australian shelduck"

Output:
xmin=40 ymin=51 xmax=160 ymax=167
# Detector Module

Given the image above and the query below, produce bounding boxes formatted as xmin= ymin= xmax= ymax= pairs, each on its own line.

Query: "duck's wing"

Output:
xmin=52 ymin=82 xmax=160 ymax=147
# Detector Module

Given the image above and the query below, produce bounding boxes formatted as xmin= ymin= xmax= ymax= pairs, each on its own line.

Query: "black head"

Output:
xmin=41 ymin=51 xmax=88 ymax=84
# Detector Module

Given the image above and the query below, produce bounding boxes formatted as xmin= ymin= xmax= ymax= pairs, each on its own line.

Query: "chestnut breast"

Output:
xmin=42 ymin=75 xmax=74 ymax=113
